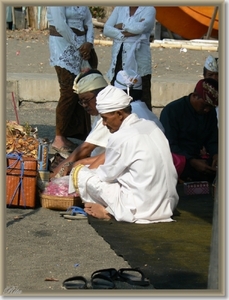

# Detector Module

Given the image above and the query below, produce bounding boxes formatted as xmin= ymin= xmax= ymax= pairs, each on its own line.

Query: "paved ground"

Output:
xmin=6 ymin=28 xmax=218 ymax=81
xmin=5 ymin=105 xmax=157 ymax=295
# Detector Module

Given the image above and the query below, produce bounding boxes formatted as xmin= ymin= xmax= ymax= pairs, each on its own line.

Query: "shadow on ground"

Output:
xmin=88 ymin=184 xmax=214 ymax=289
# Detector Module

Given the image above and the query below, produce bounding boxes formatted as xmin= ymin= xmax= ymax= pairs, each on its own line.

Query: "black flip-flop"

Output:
xmin=62 ymin=276 xmax=87 ymax=289
xmin=91 ymin=268 xmax=118 ymax=280
xmin=117 ymin=268 xmax=150 ymax=286
xmin=91 ymin=273 xmax=116 ymax=289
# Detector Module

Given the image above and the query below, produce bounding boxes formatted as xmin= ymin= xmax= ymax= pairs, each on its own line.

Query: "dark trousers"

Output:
xmin=111 ymin=44 xmax=152 ymax=110
xmin=180 ymin=158 xmax=216 ymax=183
xmin=54 ymin=66 xmax=91 ymax=141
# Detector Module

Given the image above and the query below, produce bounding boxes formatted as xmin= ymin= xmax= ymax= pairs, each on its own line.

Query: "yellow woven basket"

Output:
xmin=40 ymin=194 xmax=83 ymax=211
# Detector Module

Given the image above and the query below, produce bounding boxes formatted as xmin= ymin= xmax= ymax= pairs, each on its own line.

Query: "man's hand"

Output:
xmin=211 ymin=154 xmax=218 ymax=169
xmin=114 ymin=18 xmax=144 ymax=30
xmin=79 ymin=42 xmax=92 ymax=60
xmin=114 ymin=23 xmax=138 ymax=37
xmin=50 ymin=162 xmax=73 ymax=179
xmin=190 ymin=158 xmax=217 ymax=175
xmin=114 ymin=23 xmax=123 ymax=30
xmin=121 ymin=31 xmax=138 ymax=37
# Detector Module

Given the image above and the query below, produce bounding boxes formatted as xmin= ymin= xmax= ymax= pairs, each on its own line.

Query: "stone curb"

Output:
xmin=7 ymin=37 xmax=216 ymax=110
xmin=6 ymin=73 xmax=196 ymax=110
xmin=94 ymin=38 xmax=218 ymax=51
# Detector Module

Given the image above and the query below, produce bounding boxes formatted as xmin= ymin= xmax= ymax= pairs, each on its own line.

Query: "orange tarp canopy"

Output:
xmin=154 ymin=6 xmax=218 ymax=40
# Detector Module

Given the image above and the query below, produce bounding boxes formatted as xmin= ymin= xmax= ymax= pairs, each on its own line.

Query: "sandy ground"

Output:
xmin=5 ymin=27 xmax=219 ymax=157
xmin=5 ymin=27 xmax=220 ymax=138
xmin=6 ymin=27 xmax=218 ymax=81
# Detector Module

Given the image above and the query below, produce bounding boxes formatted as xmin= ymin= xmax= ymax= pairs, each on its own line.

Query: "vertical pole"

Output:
xmin=11 ymin=6 xmax=15 ymax=30
xmin=205 ymin=6 xmax=218 ymax=39
xmin=11 ymin=92 xmax=20 ymax=124
xmin=25 ymin=7 xmax=29 ymax=28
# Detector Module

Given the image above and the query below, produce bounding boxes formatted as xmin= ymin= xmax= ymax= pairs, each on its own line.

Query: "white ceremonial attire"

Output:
xmin=131 ymin=100 xmax=165 ymax=132
xmin=86 ymin=115 xmax=110 ymax=157
xmin=74 ymin=113 xmax=179 ymax=224
xmin=85 ymin=101 xmax=164 ymax=157
xmin=103 ymin=6 xmax=156 ymax=81
xmin=47 ymin=6 xmax=94 ymax=75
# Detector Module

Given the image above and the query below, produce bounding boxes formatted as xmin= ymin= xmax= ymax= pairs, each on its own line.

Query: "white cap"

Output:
xmin=73 ymin=73 xmax=108 ymax=94
xmin=114 ymin=70 xmax=142 ymax=91
xmin=204 ymin=55 xmax=218 ymax=72
xmin=96 ymin=85 xmax=132 ymax=114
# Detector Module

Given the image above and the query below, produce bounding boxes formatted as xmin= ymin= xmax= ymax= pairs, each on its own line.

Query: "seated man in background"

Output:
xmin=50 ymin=69 xmax=110 ymax=179
xmin=73 ymin=69 xmax=165 ymax=169
xmin=203 ymin=55 xmax=218 ymax=82
xmin=203 ymin=54 xmax=219 ymax=124
xmin=159 ymin=78 xmax=218 ymax=183
xmin=69 ymin=85 xmax=179 ymax=223
xmin=51 ymin=69 xmax=165 ymax=178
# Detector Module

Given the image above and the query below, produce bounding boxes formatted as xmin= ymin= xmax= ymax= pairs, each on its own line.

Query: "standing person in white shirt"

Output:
xmin=69 ymin=86 xmax=179 ymax=224
xmin=47 ymin=6 xmax=97 ymax=154
xmin=103 ymin=6 xmax=156 ymax=111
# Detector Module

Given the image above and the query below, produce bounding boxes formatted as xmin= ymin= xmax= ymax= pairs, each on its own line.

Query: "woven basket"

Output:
xmin=40 ymin=194 xmax=83 ymax=211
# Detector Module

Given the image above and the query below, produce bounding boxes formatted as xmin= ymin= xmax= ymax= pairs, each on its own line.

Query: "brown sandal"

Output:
xmin=52 ymin=144 xmax=76 ymax=154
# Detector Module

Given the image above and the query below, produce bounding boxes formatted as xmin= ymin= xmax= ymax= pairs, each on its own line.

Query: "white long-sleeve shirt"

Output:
xmin=76 ymin=113 xmax=179 ymax=224
xmin=103 ymin=6 xmax=156 ymax=81
xmin=85 ymin=100 xmax=164 ymax=157
xmin=46 ymin=6 xmax=94 ymax=75
xmin=85 ymin=115 xmax=110 ymax=157
xmin=131 ymin=100 xmax=164 ymax=132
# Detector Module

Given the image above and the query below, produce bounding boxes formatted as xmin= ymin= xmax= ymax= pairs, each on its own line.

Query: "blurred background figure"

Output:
xmin=103 ymin=6 xmax=156 ymax=111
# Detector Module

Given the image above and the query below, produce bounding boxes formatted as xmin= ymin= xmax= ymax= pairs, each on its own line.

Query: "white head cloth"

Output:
xmin=204 ymin=55 xmax=218 ymax=72
xmin=73 ymin=73 xmax=108 ymax=94
xmin=96 ymin=85 xmax=132 ymax=114
xmin=114 ymin=70 xmax=142 ymax=94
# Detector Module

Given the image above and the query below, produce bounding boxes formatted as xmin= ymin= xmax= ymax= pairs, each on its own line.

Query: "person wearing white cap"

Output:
xmin=50 ymin=69 xmax=110 ymax=179
xmin=203 ymin=55 xmax=219 ymax=124
xmin=203 ymin=55 xmax=218 ymax=81
xmin=69 ymin=85 xmax=179 ymax=223
xmin=114 ymin=70 xmax=164 ymax=132
xmin=51 ymin=69 xmax=164 ymax=178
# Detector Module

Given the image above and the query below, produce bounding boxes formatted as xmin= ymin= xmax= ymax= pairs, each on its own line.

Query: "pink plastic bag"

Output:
xmin=172 ymin=153 xmax=186 ymax=177
xmin=43 ymin=176 xmax=79 ymax=197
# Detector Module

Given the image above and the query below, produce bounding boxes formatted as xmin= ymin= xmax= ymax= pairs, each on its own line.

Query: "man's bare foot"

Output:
xmin=84 ymin=203 xmax=113 ymax=220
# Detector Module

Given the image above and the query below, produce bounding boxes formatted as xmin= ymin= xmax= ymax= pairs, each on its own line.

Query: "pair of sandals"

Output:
xmin=62 ymin=268 xmax=150 ymax=289
xmin=52 ymin=142 xmax=78 ymax=154
xmin=60 ymin=206 xmax=87 ymax=220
